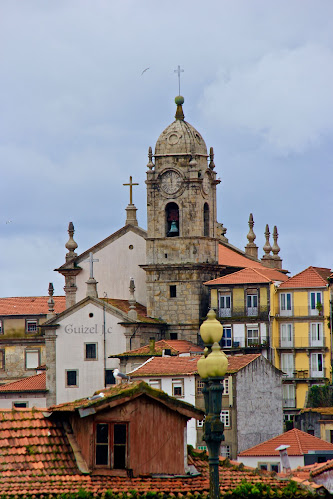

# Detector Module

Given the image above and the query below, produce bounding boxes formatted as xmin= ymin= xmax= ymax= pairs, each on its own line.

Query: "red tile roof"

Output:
xmin=218 ymin=244 xmax=265 ymax=268
xmin=49 ymin=381 xmax=203 ymax=420
xmin=0 ymin=296 xmax=66 ymax=316
xmin=205 ymin=267 xmax=288 ymax=286
xmin=113 ymin=339 xmax=203 ymax=358
xmin=301 ymin=407 xmax=333 ymax=416
xmin=129 ymin=354 xmax=261 ymax=377
xmin=0 ymin=452 xmax=302 ymax=499
xmin=102 ymin=298 xmax=164 ymax=323
xmin=0 ymin=372 xmax=46 ymax=393
xmin=238 ymin=428 xmax=333 ymax=457
xmin=279 ymin=267 xmax=331 ymax=289
xmin=0 ymin=408 xmax=78 ymax=478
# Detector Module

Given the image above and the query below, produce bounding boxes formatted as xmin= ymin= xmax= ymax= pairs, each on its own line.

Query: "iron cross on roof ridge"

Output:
xmin=174 ymin=65 xmax=184 ymax=96
xmin=123 ymin=176 xmax=139 ymax=205
xmin=84 ymin=252 xmax=99 ymax=279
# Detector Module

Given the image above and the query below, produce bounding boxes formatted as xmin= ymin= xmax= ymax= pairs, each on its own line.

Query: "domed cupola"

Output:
xmin=154 ymin=96 xmax=208 ymax=159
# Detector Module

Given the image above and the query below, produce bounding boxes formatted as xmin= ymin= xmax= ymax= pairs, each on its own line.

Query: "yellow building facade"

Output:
xmin=271 ymin=267 xmax=332 ymax=425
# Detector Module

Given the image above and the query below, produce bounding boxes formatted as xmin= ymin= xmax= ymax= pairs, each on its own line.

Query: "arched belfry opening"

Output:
xmin=166 ymin=202 xmax=179 ymax=237
xmin=204 ymin=203 xmax=209 ymax=237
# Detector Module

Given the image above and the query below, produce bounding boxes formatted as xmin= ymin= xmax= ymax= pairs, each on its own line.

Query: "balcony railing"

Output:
xmin=282 ymin=368 xmax=328 ymax=380
xmin=276 ymin=307 xmax=325 ymax=318
xmin=278 ymin=336 xmax=326 ymax=349
xmin=217 ymin=306 xmax=269 ymax=321
xmin=283 ymin=398 xmax=296 ymax=408
xmin=221 ymin=336 xmax=269 ymax=349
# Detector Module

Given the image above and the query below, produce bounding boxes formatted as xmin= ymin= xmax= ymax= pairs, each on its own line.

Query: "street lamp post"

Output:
xmin=197 ymin=309 xmax=228 ymax=499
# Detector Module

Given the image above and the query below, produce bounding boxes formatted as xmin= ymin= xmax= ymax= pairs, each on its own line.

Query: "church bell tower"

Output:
xmin=143 ymin=96 xmax=224 ymax=341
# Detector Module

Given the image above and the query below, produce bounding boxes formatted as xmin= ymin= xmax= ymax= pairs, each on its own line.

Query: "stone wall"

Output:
xmin=235 ymin=356 xmax=283 ymax=454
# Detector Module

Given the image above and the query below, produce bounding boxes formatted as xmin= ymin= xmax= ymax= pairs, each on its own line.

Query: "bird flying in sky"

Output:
xmin=141 ymin=67 xmax=150 ymax=76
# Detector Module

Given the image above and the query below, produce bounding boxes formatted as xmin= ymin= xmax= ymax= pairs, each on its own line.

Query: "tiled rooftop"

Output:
xmin=218 ymin=244 xmax=265 ymax=269
xmin=129 ymin=354 xmax=261 ymax=377
xmin=48 ymin=381 xmax=204 ymax=419
xmin=0 ymin=438 xmax=306 ymax=497
xmin=279 ymin=266 xmax=331 ymax=289
xmin=113 ymin=339 xmax=203 ymax=358
xmin=102 ymin=298 xmax=164 ymax=323
xmin=0 ymin=296 xmax=66 ymax=316
xmin=238 ymin=428 xmax=333 ymax=457
xmin=0 ymin=372 xmax=46 ymax=392
xmin=0 ymin=408 xmax=78 ymax=478
xmin=205 ymin=267 xmax=288 ymax=286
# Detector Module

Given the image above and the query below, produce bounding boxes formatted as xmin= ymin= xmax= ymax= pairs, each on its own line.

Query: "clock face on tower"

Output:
xmin=160 ymin=170 xmax=182 ymax=195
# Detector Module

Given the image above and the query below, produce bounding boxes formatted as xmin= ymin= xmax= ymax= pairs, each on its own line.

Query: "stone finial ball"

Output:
xmin=175 ymin=95 xmax=184 ymax=105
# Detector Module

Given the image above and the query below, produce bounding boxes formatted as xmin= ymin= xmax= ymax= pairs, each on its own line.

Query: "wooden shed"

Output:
xmin=49 ymin=380 xmax=204 ymax=477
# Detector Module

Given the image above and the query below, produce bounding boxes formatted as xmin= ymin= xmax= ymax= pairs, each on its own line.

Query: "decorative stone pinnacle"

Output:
xmin=128 ymin=277 xmax=137 ymax=320
xmin=272 ymin=226 xmax=281 ymax=257
xmin=263 ymin=224 xmax=272 ymax=257
xmin=209 ymin=147 xmax=215 ymax=169
xmin=175 ymin=95 xmax=185 ymax=120
xmin=147 ymin=146 xmax=154 ymax=169
xmin=247 ymin=213 xmax=256 ymax=245
xmin=65 ymin=222 xmax=78 ymax=260
xmin=48 ymin=282 xmax=55 ymax=313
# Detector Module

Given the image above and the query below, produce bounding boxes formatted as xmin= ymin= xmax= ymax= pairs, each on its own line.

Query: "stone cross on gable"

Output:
xmin=174 ymin=65 xmax=184 ymax=95
xmin=123 ymin=176 xmax=139 ymax=205
xmin=84 ymin=252 xmax=99 ymax=279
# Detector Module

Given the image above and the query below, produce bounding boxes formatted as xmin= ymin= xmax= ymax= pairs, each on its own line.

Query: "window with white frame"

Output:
xmin=197 ymin=415 xmax=205 ymax=428
xmin=219 ymin=294 xmax=231 ymax=317
xmin=310 ymin=292 xmax=323 ymax=315
xmin=196 ymin=378 xmax=205 ymax=395
xmin=280 ymin=293 xmax=292 ymax=315
xmin=84 ymin=343 xmax=97 ymax=360
xmin=280 ymin=323 xmax=293 ymax=347
xmin=220 ymin=410 xmax=230 ymax=428
xmin=149 ymin=379 xmax=161 ymax=390
xmin=281 ymin=353 xmax=294 ymax=378
xmin=247 ymin=328 xmax=259 ymax=346
xmin=172 ymin=378 xmax=184 ymax=397
xmin=25 ymin=349 xmax=40 ymax=370
xmin=283 ymin=384 xmax=296 ymax=408
xmin=26 ymin=319 xmax=38 ymax=334
xmin=310 ymin=323 xmax=323 ymax=346
xmin=311 ymin=353 xmax=324 ymax=378
xmin=220 ymin=445 xmax=231 ymax=458
xmin=222 ymin=327 xmax=232 ymax=348
xmin=246 ymin=291 xmax=258 ymax=316
xmin=258 ymin=462 xmax=280 ymax=472
xmin=223 ymin=377 xmax=229 ymax=395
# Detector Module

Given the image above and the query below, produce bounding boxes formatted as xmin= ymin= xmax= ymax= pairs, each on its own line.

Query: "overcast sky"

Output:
xmin=1 ymin=1 xmax=332 ymax=297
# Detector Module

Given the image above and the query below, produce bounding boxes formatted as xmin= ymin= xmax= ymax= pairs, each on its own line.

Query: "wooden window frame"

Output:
xmin=25 ymin=348 xmax=40 ymax=370
xmin=94 ymin=422 xmax=128 ymax=470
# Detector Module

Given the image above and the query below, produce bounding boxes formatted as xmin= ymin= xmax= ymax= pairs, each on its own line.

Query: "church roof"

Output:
xmin=0 ymin=372 xmax=46 ymax=393
xmin=0 ymin=296 xmax=66 ymax=316
xmin=218 ymin=243 xmax=265 ymax=269
xmin=154 ymin=97 xmax=207 ymax=157
xmin=205 ymin=266 xmax=288 ymax=286
xmin=238 ymin=428 xmax=333 ymax=457
xmin=279 ymin=266 xmax=331 ymax=289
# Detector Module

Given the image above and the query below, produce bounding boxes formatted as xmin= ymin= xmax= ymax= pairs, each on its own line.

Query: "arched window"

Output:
xmin=165 ymin=203 xmax=179 ymax=237
xmin=204 ymin=203 xmax=209 ymax=237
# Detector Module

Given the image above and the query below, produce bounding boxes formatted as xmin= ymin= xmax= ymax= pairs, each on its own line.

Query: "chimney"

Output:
xmin=149 ymin=337 xmax=156 ymax=354
xmin=275 ymin=445 xmax=291 ymax=474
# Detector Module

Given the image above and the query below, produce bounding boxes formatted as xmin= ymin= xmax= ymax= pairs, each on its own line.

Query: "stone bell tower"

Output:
xmin=142 ymin=96 xmax=224 ymax=341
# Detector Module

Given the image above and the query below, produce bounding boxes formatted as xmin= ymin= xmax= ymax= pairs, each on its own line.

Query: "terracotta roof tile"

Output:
xmin=238 ymin=428 xmax=333 ymax=457
xmin=205 ymin=267 xmax=288 ymax=285
xmin=301 ymin=407 xmax=333 ymax=415
xmin=0 ymin=296 xmax=66 ymax=316
xmin=129 ymin=354 xmax=261 ymax=377
xmin=102 ymin=298 xmax=164 ymax=323
xmin=219 ymin=244 xmax=266 ymax=269
xmin=0 ymin=372 xmax=46 ymax=392
xmin=279 ymin=266 xmax=331 ymax=289
xmin=114 ymin=339 xmax=203 ymax=358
